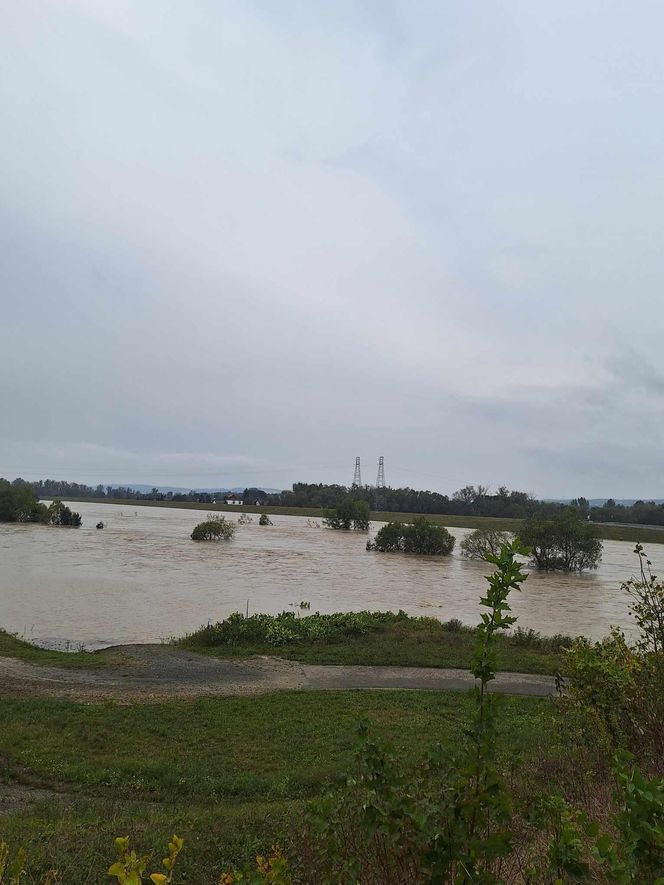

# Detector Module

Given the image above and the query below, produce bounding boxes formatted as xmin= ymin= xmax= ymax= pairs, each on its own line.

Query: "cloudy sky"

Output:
xmin=2 ymin=1 xmax=664 ymax=497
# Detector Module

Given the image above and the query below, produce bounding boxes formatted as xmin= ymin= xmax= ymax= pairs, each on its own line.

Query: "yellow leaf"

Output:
xmin=108 ymin=862 xmax=126 ymax=876
xmin=150 ymin=875 xmax=168 ymax=884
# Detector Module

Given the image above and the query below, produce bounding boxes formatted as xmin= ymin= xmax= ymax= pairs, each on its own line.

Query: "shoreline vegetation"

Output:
xmin=41 ymin=496 xmax=664 ymax=544
xmin=177 ymin=611 xmax=567 ymax=675
xmin=0 ymin=611 xmax=569 ymax=675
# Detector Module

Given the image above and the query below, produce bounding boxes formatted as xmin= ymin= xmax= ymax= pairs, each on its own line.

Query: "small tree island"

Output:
xmin=367 ymin=517 xmax=455 ymax=555
xmin=323 ymin=498 xmax=370 ymax=532
xmin=191 ymin=514 xmax=236 ymax=541
xmin=519 ymin=508 xmax=602 ymax=571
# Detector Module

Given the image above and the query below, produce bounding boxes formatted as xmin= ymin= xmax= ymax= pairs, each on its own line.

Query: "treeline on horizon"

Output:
xmin=12 ymin=477 xmax=664 ymax=526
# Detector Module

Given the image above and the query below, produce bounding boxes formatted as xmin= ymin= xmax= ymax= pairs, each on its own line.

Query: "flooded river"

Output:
xmin=0 ymin=502 xmax=654 ymax=648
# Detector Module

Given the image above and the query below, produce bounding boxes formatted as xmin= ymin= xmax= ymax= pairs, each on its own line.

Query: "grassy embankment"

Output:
xmin=0 ymin=630 xmax=121 ymax=669
xmin=0 ymin=690 xmax=581 ymax=883
xmin=179 ymin=613 xmax=567 ymax=675
xmin=57 ymin=496 xmax=664 ymax=543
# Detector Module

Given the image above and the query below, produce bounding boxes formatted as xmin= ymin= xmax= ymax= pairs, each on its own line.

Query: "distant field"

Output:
xmin=54 ymin=497 xmax=664 ymax=543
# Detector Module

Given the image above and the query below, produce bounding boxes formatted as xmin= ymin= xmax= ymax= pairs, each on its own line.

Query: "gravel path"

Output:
xmin=0 ymin=645 xmax=556 ymax=702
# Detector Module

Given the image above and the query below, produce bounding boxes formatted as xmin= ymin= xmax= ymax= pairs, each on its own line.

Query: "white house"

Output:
xmin=225 ymin=494 xmax=243 ymax=505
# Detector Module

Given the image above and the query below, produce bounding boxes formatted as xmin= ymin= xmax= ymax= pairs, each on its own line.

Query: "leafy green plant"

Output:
xmin=191 ymin=514 xmax=236 ymax=541
xmin=564 ymin=545 xmax=664 ymax=764
xmin=219 ymin=845 xmax=291 ymax=884
xmin=308 ymin=540 xmax=529 ymax=883
xmin=108 ymin=835 xmax=183 ymax=884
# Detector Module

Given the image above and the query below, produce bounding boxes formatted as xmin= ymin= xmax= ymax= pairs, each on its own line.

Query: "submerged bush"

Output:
xmin=258 ymin=513 xmax=273 ymax=526
xmin=190 ymin=514 xmax=236 ymax=541
xmin=520 ymin=508 xmax=602 ymax=571
xmin=368 ymin=517 xmax=455 ymax=555
xmin=323 ymin=498 xmax=370 ymax=532
xmin=460 ymin=528 xmax=513 ymax=560
xmin=45 ymin=500 xmax=82 ymax=527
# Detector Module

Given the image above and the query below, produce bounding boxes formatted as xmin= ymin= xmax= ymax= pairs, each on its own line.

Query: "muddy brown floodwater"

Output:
xmin=0 ymin=502 xmax=655 ymax=649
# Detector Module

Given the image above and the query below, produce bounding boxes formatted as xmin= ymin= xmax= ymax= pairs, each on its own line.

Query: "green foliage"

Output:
xmin=258 ymin=514 xmax=273 ymax=526
xmin=107 ymin=834 xmax=183 ymax=884
xmin=0 ymin=842 xmax=28 ymax=884
xmin=191 ymin=514 xmax=236 ymax=541
xmin=220 ymin=845 xmax=291 ymax=883
xmin=0 ymin=478 xmax=47 ymax=523
xmin=184 ymin=610 xmax=413 ymax=648
xmin=45 ymin=499 xmax=82 ymax=526
xmin=0 ymin=482 xmax=81 ymax=526
xmin=564 ymin=545 xmax=664 ymax=765
xmin=460 ymin=528 xmax=513 ymax=560
xmin=368 ymin=517 xmax=455 ymax=555
xmin=520 ymin=508 xmax=602 ymax=571
xmin=309 ymin=541 xmax=529 ymax=882
xmin=322 ymin=498 xmax=370 ymax=531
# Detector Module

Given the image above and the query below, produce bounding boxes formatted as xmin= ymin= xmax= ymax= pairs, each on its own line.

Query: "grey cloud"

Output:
xmin=2 ymin=1 xmax=664 ymax=498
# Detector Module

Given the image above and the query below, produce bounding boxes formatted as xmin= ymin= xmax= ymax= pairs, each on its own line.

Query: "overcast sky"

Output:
xmin=2 ymin=1 xmax=664 ymax=497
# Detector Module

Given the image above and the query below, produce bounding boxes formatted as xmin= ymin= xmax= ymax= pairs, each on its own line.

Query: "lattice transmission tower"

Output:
xmin=374 ymin=456 xmax=386 ymax=511
xmin=352 ymin=456 xmax=362 ymax=487
xmin=376 ymin=456 xmax=385 ymax=489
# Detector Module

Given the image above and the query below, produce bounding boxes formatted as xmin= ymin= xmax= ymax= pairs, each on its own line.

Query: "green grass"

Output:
xmin=0 ymin=630 xmax=120 ymax=669
xmin=57 ymin=497 xmax=664 ymax=543
xmin=0 ymin=691 xmax=572 ymax=883
xmin=180 ymin=618 xmax=566 ymax=675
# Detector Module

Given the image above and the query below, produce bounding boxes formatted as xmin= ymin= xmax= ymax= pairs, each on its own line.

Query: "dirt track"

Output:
xmin=0 ymin=645 xmax=555 ymax=702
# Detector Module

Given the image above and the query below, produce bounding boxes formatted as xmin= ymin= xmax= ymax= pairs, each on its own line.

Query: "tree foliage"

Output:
xmin=0 ymin=481 xmax=81 ymax=526
xmin=323 ymin=499 xmax=370 ymax=532
xmin=519 ymin=509 xmax=602 ymax=571
xmin=190 ymin=515 xmax=236 ymax=541
xmin=460 ymin=528 xmax=513 ymax=560
xmin=368 ymin=517 xmax=455 ymax=555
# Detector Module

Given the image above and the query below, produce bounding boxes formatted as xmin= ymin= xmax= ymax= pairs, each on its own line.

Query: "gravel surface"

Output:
xmin=0 ymin=645 xmax=555 ymax=702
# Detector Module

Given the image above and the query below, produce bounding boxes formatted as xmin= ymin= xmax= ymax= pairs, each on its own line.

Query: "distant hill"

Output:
xmin=547 ymin=498 xmax=664 ymax=506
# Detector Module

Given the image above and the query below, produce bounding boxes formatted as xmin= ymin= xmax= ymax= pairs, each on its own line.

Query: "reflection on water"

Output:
xmin=0 ymin=502 xmax=652 ymax=648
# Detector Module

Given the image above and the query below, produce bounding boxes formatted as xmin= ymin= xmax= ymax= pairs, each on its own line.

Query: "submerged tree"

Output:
xmin=46 ymin=500 xmax=82 ymax=527
xmin=520 ymin=508 xmax=602 ymax=571
xmin=368 ymin=517 xmax=455 ymax=555
xmin=460 ymin=528 xmax=513 ymax=561
xmin=191 ymin=514 xmax=236 ymax=541
xmin=323 ymin=498 xmax=370 ymax=532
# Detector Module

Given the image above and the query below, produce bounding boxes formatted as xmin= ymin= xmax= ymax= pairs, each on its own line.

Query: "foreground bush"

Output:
xmin=460 ymin=528 xmax=513 ymax=560
xmin=191 ymin=514 xmax=236 ymax=541
xmin=520 ymin=508 xmax=602 ymax=571
xmin=367 ymin=517 xmax=455 ymax=555
xmin=565 ymin=543 xmax=664 ymax=770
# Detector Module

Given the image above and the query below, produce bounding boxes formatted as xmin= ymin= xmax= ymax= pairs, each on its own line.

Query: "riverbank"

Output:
xmin=0 ymin=617 xmax=565 ymax=676
xmin=53 ymin=496 xmax=664 ymax=544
